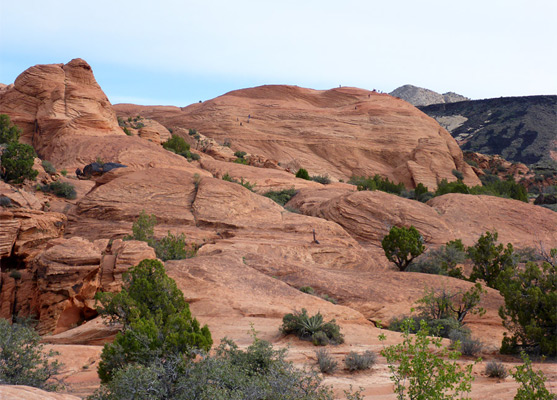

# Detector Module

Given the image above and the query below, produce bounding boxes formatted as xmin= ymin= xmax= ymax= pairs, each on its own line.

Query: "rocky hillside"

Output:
xmin=389 ymin=84 xmax=469 ymax=106
xmin=114 ymin=85 xmax=480 ymax=190
xmin=0 ymin=60 xmax=556 ymax=399
xmin=420 ymin=95 xmax=557 ymax=166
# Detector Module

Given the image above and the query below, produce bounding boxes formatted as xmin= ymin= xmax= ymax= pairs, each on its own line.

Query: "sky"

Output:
xmin=1 ymin=0 xmax=556 ymax=106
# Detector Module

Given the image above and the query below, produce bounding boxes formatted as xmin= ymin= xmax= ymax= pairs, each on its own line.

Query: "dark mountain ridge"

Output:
xmin=419 ymin=95 xmax=556 ymax=166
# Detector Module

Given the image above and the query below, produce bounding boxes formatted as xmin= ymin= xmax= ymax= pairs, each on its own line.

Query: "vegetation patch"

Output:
xmin=263 ymin=188 xmax=297 ymax=206
xmin=40 ymin=181 xmax=77 ymax=199
xmin=344 ymin=351 xmax=376 ymax=371
xmin=281 ymin=308 xmax=344 ymax=346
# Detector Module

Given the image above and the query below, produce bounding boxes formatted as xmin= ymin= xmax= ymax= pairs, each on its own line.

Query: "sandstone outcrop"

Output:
xmin=288 ymin=189 xmax=557 ymax=250
xmin=0 ymin=386 xmax=81 ymax=400
xmin=114 ymin=85 xmax=480 ymax=190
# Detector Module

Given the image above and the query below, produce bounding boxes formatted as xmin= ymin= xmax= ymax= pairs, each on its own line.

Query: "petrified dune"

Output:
xmin=0 ymin=59 xmax=555 ymax=399
xmin=114 ymin=85 xmax=480 ymax=190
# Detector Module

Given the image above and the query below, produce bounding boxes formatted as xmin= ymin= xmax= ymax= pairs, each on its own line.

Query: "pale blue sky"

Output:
xmin=1 ymin=0 xmax=555 ymax=106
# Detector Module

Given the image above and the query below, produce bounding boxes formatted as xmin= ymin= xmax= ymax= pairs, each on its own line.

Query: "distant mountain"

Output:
xmin=419 ymin=95 xmax=557 ymax=166
xmin=389 ymin=84 xmax=469 ymax=107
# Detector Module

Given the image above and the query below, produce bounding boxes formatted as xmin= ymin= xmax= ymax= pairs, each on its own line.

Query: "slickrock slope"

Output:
xmin=114 ymin=85 xmax=480 ymax=190
xmin=288 ymin=189 xmax=557 ymax=249
xmin=1 ymin=60 xmax=556 ymax=399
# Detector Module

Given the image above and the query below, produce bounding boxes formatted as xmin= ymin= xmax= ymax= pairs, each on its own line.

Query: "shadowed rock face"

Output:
xmin=420 ymin=95 xmax=557 ymax=165
xmin=114 ymin=85 xmax=480 ymax=190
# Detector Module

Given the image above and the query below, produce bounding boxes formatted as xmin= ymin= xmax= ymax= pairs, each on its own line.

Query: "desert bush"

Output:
xmin=296 ymin=168 xmax=310 ymax=180
xmin=153 ymin=232 xmax=197 ymax=261
xmin=381 ymin=225 xmax=425 ymax=271
xmin=125 ymin=212 xmax=197 ymax=261
xmin=449 ymin=330 xmax=483 ymax=356
xmin=40 ymin=181 xmax=77 ymax=199
xmin=222 ymin=173 xmax=256 ymax=191
xmin=1 ymin=142 xmax=38 ymax=184
xmin=122 ymin=127 xmax=132 ymax=136
xmin=281 ymin=308 xmax=344 ymax=345
xmin=452 ymin=169 xmax=464 ymax=180
xmin=95 ymin=259 xmax=212 ymax=383
xmin=162 ymin=134 xmax=190 ymax=154
xmin=380 ymin=318 xmax=476 ymax=400
xmin=498 ymin=256 xmax=556 ymax=356
xmin=344 ymin=351 xmax=376 ymax=371
xmin=234 ymin=150 xmax=247 ymax=159
xmin=485 ymin=360 xmax=508 ymax=379
xmin=468 ymin=230 xmax=516 ymax=289
xmin=233 ymin=157 xmax=249 ymax=164
xmin=92 ymin=334 xmax=340 ymax=400
xmin=188 ymin=128 xmax=197 ymax=136
xmin=0 ymin=318 xmax=62 ymax=390
xmin=0 ymin=114 xmax=21 ymax=144
xmin=320 ymin=294 xmax=338 ymax=304
xmin=511 ymin=352 xmax=555 ymax=400
xmin=316 ymin=348 xmax=337 ymax=374
xmin=299 ymin=286 xmax=315 ymax=294
xmin=41 ymin=160 xmax=56 ymax=174
xmin=349 ymin=174 xmax=405 ymax=195
xmin=311 ymin=175 xmax=331 ymax=184
xmin=60 ymin=169 xmax=67 ymax=177
xmin=408 ymin=239 xmax=467 ymax=278
xmin=264 ymin=188 xmax=297 ymax=206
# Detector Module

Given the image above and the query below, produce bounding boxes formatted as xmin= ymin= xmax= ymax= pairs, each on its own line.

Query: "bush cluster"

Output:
xmin=222 ymin=173 xmax=256 ymax=191
xmin=315 ymin=348 xmax=337 ymax=374
xmin=40 ymin=181 xmax=77 ymax=199
xmin=344 ymin=350 xmax=376 ymax=371
xmin=41 ymin=160 xmax=56 ymax=174
xmin=125 ymin=211 xmax=197 ymax=261
xmin=162 ymin=134 xmax=190 ymax=154
xmin=485 ymin=360 xmax=508 ymax=379
xmin=264 ymin=188 xmax=297 ymax=206
xmin=349 ymin=174 xmax=405 ymax=195
xmin=0 ymin=318 xmax=61 ymax=390
xmin=311 ymin=175 xmax=331 ymax=184
xmin=281 ymin=308 xmax=344 ymax=346
xmin=295 ymin=168 xmax=310 ymax=180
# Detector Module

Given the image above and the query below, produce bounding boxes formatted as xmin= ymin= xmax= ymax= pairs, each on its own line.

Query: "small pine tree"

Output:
xmin=1 ymin=142 xmax=38 ymax=184
xmin=95 ymin=259 xmax=212 ymax=383
xmin=0 ymin=114 xmax=21 ymax=144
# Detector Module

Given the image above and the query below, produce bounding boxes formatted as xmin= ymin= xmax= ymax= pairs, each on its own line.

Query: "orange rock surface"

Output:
xmin=0 ymin=60 xmax=555 ymax=399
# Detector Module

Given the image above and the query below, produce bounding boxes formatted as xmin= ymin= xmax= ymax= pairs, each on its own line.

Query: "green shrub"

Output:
xmin=485 ymin=360 xmax=507 ymax=379
xmin=452 ymin=169 xmax=464 ymax=180
xmin=408 ymin=239 xmax=467 ymax=278
xmin=381 ymin=225 xmax=425 ymax=271
xmin=95 ymin=259 xmax=212 ymax=383
xmin=0 ymin=318 xmax=61 ymax=390
xmin=295 ymin=168 xmax=310 ymax=180
xmin=316 ymin=348 xmax=337 ymax=374
xmin=468 ymin=230 xmax=516 ymax=289
xmin=449 ymin=331 xmax=483 ymax=356
xmin=349 ymin=174 xmax=405 ymax=195
xmin=92 ymin=334 xmax=339 ymax=400
xmin=190 ymin=153 xmax=200 ymax=161
xmin=125 ymin=212 xmax=197 ymax=261
xmin=263 ymin=188 xmax=297 ymax=206
xmin=234 ymin=157 xmax=249 ymax=164
xmin=311 ymin=175 xmax=331 ymax=184
xmin=162 ymin=134 xmax=190 ymax=153
xmin=0 ymin=114 xmax=21 ymax=144
xmin=498 ymin=256 xmax=556 ymax=356
xmin=188 ymin=128 xmax=197 ymax=136
xmin=122 ymin=127 xmax=132 ymax=136
xmin=344 ymin=350 xmax=376 ymax=371
xmin=380 ymin=318 xmax=476 ymax=400
xmin=234 ymin=150 xmax=247 ymax=159
xmin=153 ymin=232 xmax=197 ymax=261
xmin=281 ymin=309 xmax=344 ymax=345
xmin=40 ymin=181 xmax=77 ymax=199
xmin=41 ymin=160 xmax=56 ymax=174
xmin=222 ymin=173 xmax=256 ymax=192
xmin=511 ymin=352 xmax=555 ymax=400
xmin=1 ymin=142 xmax=38 ymax=184
xmin=299 ymin=286 xmax=315 ymax=295
xmin=60 ymin=169 xmax=67 ymax=177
